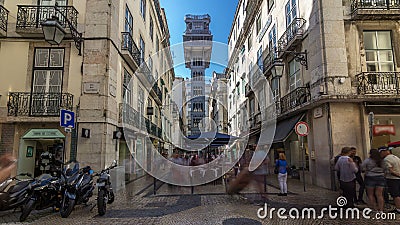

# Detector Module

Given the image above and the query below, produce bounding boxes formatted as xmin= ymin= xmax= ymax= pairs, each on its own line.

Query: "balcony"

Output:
xmin=277 ymin=18 xmax=306 ymax=56
xmin=119 ymin=103 xmax=140 ymax=128
xmin=8 ymin=92 xmax=73 ymax=117
xmin=263 ymin=48 xmax=279 ymax=75
xmin=356 ymin=72 xmax=400 ymax=95
xmin=151 ymin=85 xmax=163 ymax=104
xmin=351 ymin=0 xmax=400 ymax=20
xmin=249 ymin=112 xmax=261 ymax=131
xmin=280 ymin=87 xmax=310 ymax=114
xmin=245 ymin=83 xmax=253 ymax=97
xmin=16 ymin=5 xmax=79 ymax=36
xmin=0 ymin=5 xmax=9 ymax=36
xmin=121 ymin=32 xmax=141 ymax=68
xmin=249 ymin=65 xmax=264 ymax=89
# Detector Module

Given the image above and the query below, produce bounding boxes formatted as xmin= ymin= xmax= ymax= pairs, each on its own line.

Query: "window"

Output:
xmin=32 ymin=48 xmax=64 ymax=115
xmin=147 ymin=99 xmax=153 ymax=119
xmin=148 ymin=56 xmax=153 ymax=74
xmin=40 ymin=0 xmax=66 ymax=6
xmin=156 ymin=36 xmax=159 ymax=52
xmin=268 ymin=0 xmax=275 ymax=11
xmin=256 ymin=14 xmax=262 ymax=35
xmin=364 ymin=31 xmax=394 ymax=72
xmin=248 ymin=31 xmax=253 ymax=51
xmin=243 ymin=0 xmax=246 ymax=14
xmin=268 ymin=25 xmax=277 ymax=51
xmin=140 ymin=0 xmax=146 ymax=20
xmin=123 ymin=69 xmax=132 ymax=105
xmin=238 ymin=16 xmax=240 ymax=30
xmin=140 ymin=36 xmax=145 ymax=64
xmin=271 ymin=78 xmax=279 ymax=101
xmin=149 ymin=17 xmax=153 ymax=41
xmin=285 ymin=0 xmax=297 ymax=27
xmin=125 ymin=6 xmax=133 ymax=35
xmin=257 ymin=46 xmax=263 ymax=69
xmin=288 ymin=59 xmax=301 ymax=91
xmin=138 ymin=87 xmax=144 ymax=116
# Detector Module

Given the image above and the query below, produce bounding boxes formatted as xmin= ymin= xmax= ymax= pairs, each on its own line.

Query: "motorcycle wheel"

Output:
xmin=20 ymin=199 xmax=35 ymax=222
xmin=97 ymin=189 xmax=107 ymax=216
xmin=107 ymin=191 xmax=115 ymax=204
xmin=60 ymin=197 xmax=75 ymax=218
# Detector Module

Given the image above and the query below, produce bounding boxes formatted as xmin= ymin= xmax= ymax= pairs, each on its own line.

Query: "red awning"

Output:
xmin=388 ymin=141 xmax=400 ymax=148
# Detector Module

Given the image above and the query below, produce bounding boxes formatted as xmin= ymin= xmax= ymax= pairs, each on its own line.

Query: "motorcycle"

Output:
xmin=0 ymin=173 xmax=33 ymax=212
xmin=94 ymin=160 xmax=117 ymax=216
xmin=19 ymin=173 xmax=62 ymax=221
xmin=60 ymin=163 xmax=94 ymax=218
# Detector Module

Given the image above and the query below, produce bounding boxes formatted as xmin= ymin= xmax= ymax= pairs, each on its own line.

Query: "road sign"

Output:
xmin=295 ymin=121 xmax=309 ymax=136
xmin=60 ymin=109 xmax=75 ymax=128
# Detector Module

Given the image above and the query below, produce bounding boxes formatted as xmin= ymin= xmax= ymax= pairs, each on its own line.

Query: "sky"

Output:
xmin=160 ymin=0 xmax=239 ymax=79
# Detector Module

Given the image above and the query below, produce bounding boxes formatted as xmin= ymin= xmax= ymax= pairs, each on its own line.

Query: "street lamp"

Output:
xmin=271 ymin=59 xmax=284 ymax=79
xmin=41 ymin=16 xmax=66 ymax=45
xmin=41 ymin=5 xmax=83 ymax=55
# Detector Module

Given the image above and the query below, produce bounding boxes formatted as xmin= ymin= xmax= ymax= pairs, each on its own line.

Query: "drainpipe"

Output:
xmin=318 ymin=0 xmax=334 ymax=190
xmin=327 ymin=103 xmax=335 ymax=191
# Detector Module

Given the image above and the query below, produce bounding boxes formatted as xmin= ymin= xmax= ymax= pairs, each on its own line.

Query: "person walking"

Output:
xmin=361 ymin=149 xmax=385 ymax=213
xmin=251 ymin=145 xmax=270 ymax=204
xmin=350 ymin=147 xmax=366 ymax=204
xmin=335 ymin=147 xmax=358 ymax=208
xmin=276 ymin=153 xmax=288 ymax=196
xmin=379 ymin=146 xmax=400 ymax=214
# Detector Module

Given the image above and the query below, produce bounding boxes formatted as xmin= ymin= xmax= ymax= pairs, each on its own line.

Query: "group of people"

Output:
xmin=334 ymin=146 xmax=400 ymax=214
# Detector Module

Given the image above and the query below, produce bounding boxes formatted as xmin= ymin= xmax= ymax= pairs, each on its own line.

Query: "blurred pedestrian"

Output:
xmin=379 ymin=146 xmax=400 ymax=214
xmin=252 ymin=145 xmax=270 ymax=204
xmin=0 ymin=154 xmax=16 ymax=183
xmin=276 ymin=153 xmax=288 ymax=196
xmin=361 ymin=149 xmax=385 ymax=212
xmin=350 ymin=147 xmax=365 ymax=204
xmin=335 ymin=147 xmax=358 ymax=208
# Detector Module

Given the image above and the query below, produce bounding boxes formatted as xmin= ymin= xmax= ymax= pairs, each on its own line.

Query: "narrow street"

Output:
xmin=0 ymin=175 xmax=398 ymax=224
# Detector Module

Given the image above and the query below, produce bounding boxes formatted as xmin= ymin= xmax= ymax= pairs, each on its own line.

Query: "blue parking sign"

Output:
xmin=60 ymin=109 xmax=75 ymax=128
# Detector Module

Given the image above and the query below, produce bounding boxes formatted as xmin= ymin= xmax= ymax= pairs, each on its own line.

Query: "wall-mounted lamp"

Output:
xmin=271 ymin=59 xmax=284 ymax=79
xmin=41 ymin=5 xmax=83 ymax=55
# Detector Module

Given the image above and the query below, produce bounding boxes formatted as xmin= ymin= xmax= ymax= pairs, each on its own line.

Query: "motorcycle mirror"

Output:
xmin=113 ymin=160 xmax=117 ymax=166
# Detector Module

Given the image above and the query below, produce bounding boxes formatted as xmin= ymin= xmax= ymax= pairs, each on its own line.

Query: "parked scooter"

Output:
xmin=0 ymin=173 xmax=33 ymax=212
xmin=94 ymin=160 xmax=117 ymax=216
xmin=19 ymin=173 xmax=62 ymax=221
xmin=60 ymin=163 xmax=94 ymax=218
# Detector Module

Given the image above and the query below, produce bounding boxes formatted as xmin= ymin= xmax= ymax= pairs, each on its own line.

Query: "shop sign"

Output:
xmin=373 ymin=125 xmax=395 ymax=136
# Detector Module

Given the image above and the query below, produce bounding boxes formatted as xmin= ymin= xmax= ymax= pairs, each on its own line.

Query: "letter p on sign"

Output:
xmin=60 ymin=109 xmax=75 ymax=128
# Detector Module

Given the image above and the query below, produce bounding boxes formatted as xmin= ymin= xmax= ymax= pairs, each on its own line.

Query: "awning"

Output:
xmin=273 ymin=114 xmax=304 ymax=143
xmin=22 ymin=129 xmax=65 ymax=139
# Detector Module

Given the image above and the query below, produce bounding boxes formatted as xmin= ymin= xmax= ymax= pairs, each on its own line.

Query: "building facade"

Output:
xmin=228 ymin=0 xmax=400 ymax=189
xmin=183 ymin=14 xmax=213 ymax=135
xmin=209 ymin=71 xmax=229 ymax=134
xmin=0 ymin=0 xmax=175 ymax=187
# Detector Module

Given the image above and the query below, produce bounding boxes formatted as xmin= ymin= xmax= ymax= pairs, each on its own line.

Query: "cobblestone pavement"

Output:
xmin=0 ymin=175 xmax=398 ymax=224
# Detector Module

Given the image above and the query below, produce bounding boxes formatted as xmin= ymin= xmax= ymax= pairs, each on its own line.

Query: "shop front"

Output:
xmin=17 ymin=128 xmax=65 ymax=177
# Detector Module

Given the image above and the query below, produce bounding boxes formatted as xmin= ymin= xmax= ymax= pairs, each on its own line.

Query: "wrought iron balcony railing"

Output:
xmin=120 ymin=103 xmax=140 ymax=128
xmin=356 ymin=72 xmax=400 ymax=95
xmin=263 ymin=47 xmax=278 ymax=74
xmin=8 ymin=92 xmax=73 ymax=117
xmin=351 ymin=0 xmax=400 ymax=11
xmin=17 ymin=5 xmax=78 ymax=29
xmin=249 ymin=65 xmax=263 ymax=89
xmin=280 ymin=86 xmax=310 ymax=114
xmin=0 ymin=5 xmax=9 ymax=33
xmin=121 ymin=32 xmax=141 ymax=66
xmin=249 ymin=112 xmax=261 ymax=130
xmin=277 ymin=18 xmax=306 ymax=52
